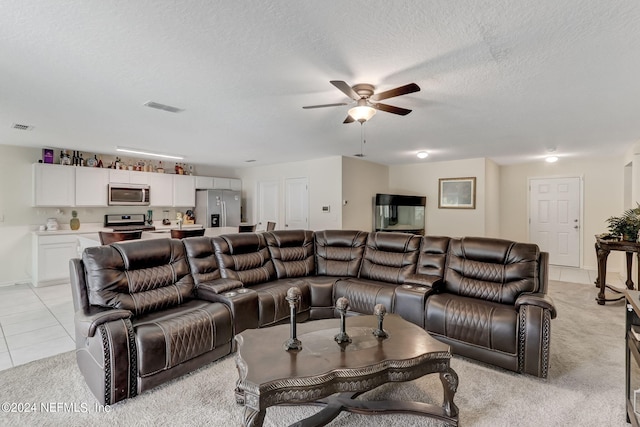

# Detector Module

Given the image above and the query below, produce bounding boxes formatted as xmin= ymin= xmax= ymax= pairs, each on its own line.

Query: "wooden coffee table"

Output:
xmin=234 ymin=314 xmax=459 ymax=426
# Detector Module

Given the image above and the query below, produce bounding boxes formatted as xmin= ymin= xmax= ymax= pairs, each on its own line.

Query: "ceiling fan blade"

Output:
xmin=343 ymin=115 xmax=355 ymax=124
xmin=330 ymin=80 xmax=360 ymax=100
xmin=302 ymin=102 xmax=348 ymax=109
xmin=370 ymin=83 xmax=420 ymax=101
xmin=372 ymin=103 xmax=412 ymax=116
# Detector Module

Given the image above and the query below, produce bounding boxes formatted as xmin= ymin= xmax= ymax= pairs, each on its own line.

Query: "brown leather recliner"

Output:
xmin=424 ymin=237 xmax=556 ymax=378
xmin=213 ymin=232 xmax=312 ymax=327
xmin=333 ymin=231 xmax=422 ymax=315
xmin=69 ymin=239 xmax=234 ymax=405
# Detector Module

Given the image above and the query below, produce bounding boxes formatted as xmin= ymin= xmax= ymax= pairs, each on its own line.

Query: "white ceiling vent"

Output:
xmin=11 ymin=123 xmax=34 ymax=131
xmin=143 ymin=101 xmax=184 ymax=113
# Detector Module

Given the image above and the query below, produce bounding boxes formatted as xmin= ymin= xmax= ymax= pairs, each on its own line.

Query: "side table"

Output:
xmin=595 ymin=236 xmax=640 ymax=305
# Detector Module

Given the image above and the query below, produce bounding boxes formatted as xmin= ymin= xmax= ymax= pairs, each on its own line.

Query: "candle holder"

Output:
xmin=283 ymin=287 xmax=302 ymax=351
xmin=334 ymin=297 xmax=351 ymax=344
xmin=372 ymin=303 xmax=389 ymax=339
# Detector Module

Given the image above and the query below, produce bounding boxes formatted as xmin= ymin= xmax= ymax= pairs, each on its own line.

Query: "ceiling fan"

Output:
xmin=303 ymin=80 xmax=420 ymax=123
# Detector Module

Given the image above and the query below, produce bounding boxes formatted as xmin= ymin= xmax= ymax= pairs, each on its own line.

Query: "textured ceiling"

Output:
xmin=1 ymin=0 xmax=639 ymax=167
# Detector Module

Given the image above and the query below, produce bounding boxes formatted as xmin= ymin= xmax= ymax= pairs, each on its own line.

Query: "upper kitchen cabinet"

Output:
xmin=195 ymin=176 xmax=214 ymax=189
xmin=75 ymin=167 xmax=109 ymax=206
xmin=146 ymin=173 xmax=173 ymax=206
xmin=173 ymin=175 xmax=196 ymax=207
xmin=196 ymin=176 xmax=242 ymax=191
xmin=32 ymin=163 xmax=75 ymax=206
xmin=109 ymin=169 xmax=149 ymax=184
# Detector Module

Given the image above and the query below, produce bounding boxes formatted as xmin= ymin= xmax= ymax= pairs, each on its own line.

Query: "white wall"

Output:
xmin=485 ymin=158 xmax=501 ymax=237
xmin=499 ymin=157 xmax=625 ymax=271
xmin=238 ymin=156 xmax=343 ymax=231
xmin=388 ymin=158 xmax=488 ymax=237
xmin=341 ymin=157 xmax=389 ymax=231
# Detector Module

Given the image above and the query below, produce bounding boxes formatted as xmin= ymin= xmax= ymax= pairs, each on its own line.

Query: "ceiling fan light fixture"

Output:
xmin=545 ymin=155 xmax=559 ymax=163
xmin=348 ymin=105 xmax=376 ymax=123
xmin=417 ymin=151 xmax=429 ymax=159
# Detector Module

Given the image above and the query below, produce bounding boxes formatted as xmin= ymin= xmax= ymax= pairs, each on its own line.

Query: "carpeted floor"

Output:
xmin=0 ymin=280 xmax=628 ymax=426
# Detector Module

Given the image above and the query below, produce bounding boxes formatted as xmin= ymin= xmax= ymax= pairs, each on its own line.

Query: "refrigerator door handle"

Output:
xmin=221 ymin=201 xmax=226 ymax=227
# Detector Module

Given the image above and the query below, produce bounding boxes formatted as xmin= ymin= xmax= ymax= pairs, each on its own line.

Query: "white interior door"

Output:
xmin=257 ymin=180 xmax=279 ymax=231
xmin=529 ymin=177 xmax=581 ymax=267
xmin=285 ymin=177 xmax=309 ymax=230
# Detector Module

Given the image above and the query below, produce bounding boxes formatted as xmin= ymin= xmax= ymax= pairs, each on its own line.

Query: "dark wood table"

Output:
xmin=595 ymin=236 xmax=640 ymax=305
xmin=234 ymin=314 xmax=459 ymax=427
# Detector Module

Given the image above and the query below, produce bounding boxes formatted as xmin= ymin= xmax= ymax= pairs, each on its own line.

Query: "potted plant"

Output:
xmin=606 ymin=205 xmax=640 ymax=241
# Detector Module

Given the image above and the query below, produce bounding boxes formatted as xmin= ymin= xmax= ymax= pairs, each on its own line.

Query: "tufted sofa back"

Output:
xmin=82 ymin=239 xmax=194 ymax=316
xmin=444 ymin=237 xmax=540 ymax=304
xmin=416 ymin=236 xmax=450 ymax=277
xmin=182 ymin=236 xmax=220 ymax=285
xmin=314 ymin=230 xmax=368 ymax=277
xmin=213 ymin=233 xmax=276 ymax=285
xmin=264 ymin=230 xmax=315 ymax=278
xmin=359 ymin=232 xmax=421 ymax=284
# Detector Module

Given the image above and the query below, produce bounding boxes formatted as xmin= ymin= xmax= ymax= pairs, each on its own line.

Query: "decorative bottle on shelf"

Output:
xmin=70 ymin=210 xmax=80 ymax=230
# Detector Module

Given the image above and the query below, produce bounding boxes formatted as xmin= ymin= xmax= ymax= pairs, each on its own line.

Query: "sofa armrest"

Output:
xmin=404 ymin=273 xmax=443 ymax=289
xmin=515 ymin=293 xmax=557 ymax=319
xmin=196 ymin=279 xmax=244 ymax=300
xmin=75 ymin=307 xmax=132 ymax=338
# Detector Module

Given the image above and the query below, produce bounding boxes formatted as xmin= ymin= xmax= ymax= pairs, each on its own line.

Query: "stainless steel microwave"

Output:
xmin=108 ymin=183 xmax=150 ymax=206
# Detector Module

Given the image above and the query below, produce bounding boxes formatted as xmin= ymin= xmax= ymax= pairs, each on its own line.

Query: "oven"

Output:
xmin=104 ymin=214 xmax=156 ymax=232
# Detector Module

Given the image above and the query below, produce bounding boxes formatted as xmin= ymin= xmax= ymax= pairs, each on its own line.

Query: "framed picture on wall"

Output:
xmin=438 ymin=177 xmax=476 ymax=209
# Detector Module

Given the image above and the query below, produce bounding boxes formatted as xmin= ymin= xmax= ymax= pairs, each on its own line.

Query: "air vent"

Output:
xmin=143 ymin=101 xmax=184 ymax=113
xmin=353 ymin=153 xmax=365 ymax=157
xmin=12 ymin=123 xmax=34 ymax=131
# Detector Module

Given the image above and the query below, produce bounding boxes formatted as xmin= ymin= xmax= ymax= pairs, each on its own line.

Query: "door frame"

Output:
xmin=527 ymin=175 xmax=584 ymax=268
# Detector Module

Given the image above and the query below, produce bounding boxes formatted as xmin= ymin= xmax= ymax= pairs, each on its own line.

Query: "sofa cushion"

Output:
xmin=133 ymin=299 xmax=233 ymax=376
xmin=359 ymin=232 xmax=421 ymax=284
xmin=213 ymin=233 xmax=276 ymax=285
xmin=249 ymin=279 xmax=311 ymax=327
xmin=314 ymin=230 xmax=368 ymax=277
xmin=264 ymin=230 xmax=315 ymax=278
xmin=416 ymin=236 xmax=450 ymax=276
xmin=182 ymin=236 xmax=221 ymax=284
xmin=82 ymin=239 xmax=194 ymax=316
xmin=444 ymin=237 xmax=540 ymax=305
xmin=425 ymin=293 xmax=518 ymax=355
xmin=333 ymin=278 xmax=396 ymax=314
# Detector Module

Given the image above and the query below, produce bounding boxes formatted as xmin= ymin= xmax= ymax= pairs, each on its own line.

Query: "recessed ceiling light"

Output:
xmin=417 ymin=151 xmax=429 ymax=159
xmin=116 ymin=146 xmax=184 ymax=160
xmin=545 ymin=156 xmax=559 ymax=163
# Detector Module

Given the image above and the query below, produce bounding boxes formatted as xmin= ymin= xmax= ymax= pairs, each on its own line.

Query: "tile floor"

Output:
xmin=0 ymin=266 xmax=626 ymax=372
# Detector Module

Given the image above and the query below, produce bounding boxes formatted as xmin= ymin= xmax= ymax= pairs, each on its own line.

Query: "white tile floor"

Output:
xmin=0 ymin=266 xmax=626 ymax=372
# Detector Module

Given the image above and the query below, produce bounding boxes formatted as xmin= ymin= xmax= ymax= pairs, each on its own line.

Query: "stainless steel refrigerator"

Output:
xmin=195 ymin=189 xmax=241 ymax=227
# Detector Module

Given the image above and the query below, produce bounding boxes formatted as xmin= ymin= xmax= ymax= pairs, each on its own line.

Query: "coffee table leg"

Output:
xmin=243 ymin=406 xmax=266 ymax=427
xmin=440 ymin=367 xmax=459 ymax=418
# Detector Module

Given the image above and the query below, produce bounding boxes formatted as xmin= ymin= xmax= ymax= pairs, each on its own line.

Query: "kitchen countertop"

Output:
xmin=32 ymin=222 xmax=206 ymax=236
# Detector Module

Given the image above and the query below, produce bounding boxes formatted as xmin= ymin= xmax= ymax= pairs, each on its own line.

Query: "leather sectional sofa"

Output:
xmin=70 ymin=229 xmax=556 ymax=405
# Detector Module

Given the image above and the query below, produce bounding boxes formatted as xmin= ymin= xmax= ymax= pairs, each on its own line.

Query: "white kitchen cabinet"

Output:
xmin=212 ymin=177 xmax=231 ymax=190
xmin=32 ymin=164 xmax=75 ymax=207
xmin=173 ymin=175 xmax=196 ymax=207
xmin=146 ymin=173 xmax=173 ymax=206
xmin=230 ymin=178 xmax=242 ymax=191
xmin=109 ymin=169 xmax=150 ymax=185
xmin=109 ymin=169 xmax=131 ymax=183
xmin=31 ymin=233 xmax=92 ymax=287
xmin=75 ymin=167 xmax=109 ymax=206
xmin=195 ymin=176 xmax=214 ymax=189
